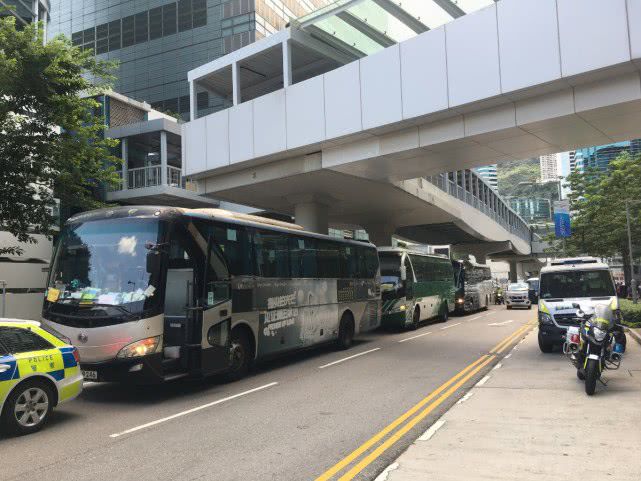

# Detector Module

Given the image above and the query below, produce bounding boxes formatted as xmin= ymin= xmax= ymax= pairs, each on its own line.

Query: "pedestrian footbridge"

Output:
xmin=182 ymin=0 xmax=641 ymax=250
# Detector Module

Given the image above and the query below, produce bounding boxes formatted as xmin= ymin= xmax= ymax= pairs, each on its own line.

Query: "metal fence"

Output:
xmin=108 ymin=165 xmax=194 ymax=192
xmin=425 ymin=171 xmax=531 ymax=243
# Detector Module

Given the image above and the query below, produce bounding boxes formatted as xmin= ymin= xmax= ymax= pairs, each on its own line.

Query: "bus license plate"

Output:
xmin=82 ymin=370 xmax=98 ymax=381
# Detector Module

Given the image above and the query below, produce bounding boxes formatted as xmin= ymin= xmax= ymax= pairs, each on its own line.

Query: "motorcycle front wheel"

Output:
xmin=584 ymin=358 xmax=599 ymax=395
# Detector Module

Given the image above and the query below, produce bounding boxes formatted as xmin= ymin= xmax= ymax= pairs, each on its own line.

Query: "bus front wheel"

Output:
xmin=440 ymin=303 xmax=449 ymax=323
xmin=336 ymin=312 xmax=355 ymax=350
xmin=226 ymin=328 xmax=253 ymax=381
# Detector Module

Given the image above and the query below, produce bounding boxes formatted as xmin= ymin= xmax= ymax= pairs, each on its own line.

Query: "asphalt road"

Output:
xmin=0 ymin=306 xmax=535 ymax=481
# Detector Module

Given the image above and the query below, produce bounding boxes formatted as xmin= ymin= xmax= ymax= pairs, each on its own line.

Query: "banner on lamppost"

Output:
xmin=554 ymin=200 xmax=571 ymax=238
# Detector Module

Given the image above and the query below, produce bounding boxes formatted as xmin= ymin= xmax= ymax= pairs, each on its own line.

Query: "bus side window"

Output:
xmin=340 ymin=246 xmax=358 ymax=279
xmin=290 ymin=237 xmax=318 ymax=278
xmin=165 ymin=232 xmax=195 ymax=317
xmin=317 ymin=241 xmax=340 ymax=278
xmin=254 ymin=230 xmax=290 ymax=278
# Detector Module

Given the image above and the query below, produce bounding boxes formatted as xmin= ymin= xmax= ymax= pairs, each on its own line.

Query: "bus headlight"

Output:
xmin=117 ymin=336 xmax=161 ymax=359
xmin=456 ymin=298 xmax=464 ymax=304
xmin=390 ymin=304 xmax=407 ymax=313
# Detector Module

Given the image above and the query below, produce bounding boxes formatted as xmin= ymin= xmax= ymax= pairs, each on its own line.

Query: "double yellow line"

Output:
xmin=314 ymin=322 xmax=534 ymax=481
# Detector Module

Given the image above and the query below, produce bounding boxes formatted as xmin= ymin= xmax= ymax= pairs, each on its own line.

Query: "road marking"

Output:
xmin=488 ymin=320 xmax=514 ymax=326
xmin=398 ymin=331 xmax=433 ymax=343
xmin=476 ymin=375 xmax=491 ymax=387
xmin=335 ymin=356 xmax=495 ymax=481
xmin=456 ymin=391 xmax=474 ymax=405
xmin=109 ymin=382 xmax=278 ymax=438
xmin=490 ymin=324 xmax=531 ymax=354
xmin=313 ymin=355 xmax=491 ymax=481
xmin=315 ymin=324 xmax=531 ymax=481
xmin=465 ymin=315 xmax=483 ymax=323
xmin=504 ymin=353 xmax=512 ymax=359
xmin=440 ymin=322 xmax=461 ymax=330
xmin=492 ymin=362 xmax=503 ymax=371
xmin=418 ymin=419 xmax=446 ymax=441
xmin=318 ymin=348 xmax=381 ymax=369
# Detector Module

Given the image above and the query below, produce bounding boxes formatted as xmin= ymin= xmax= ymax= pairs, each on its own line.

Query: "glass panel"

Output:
xmin=314 ymin=17 xmax=382 ymax=56
xmin=163 ymin=3 xmax=177 ymax=36
xmin=122 ymin=15 xmax=135 ymax=47
xmin=456 ymin=0 xmax=495 ymax=14
xmin=389 ymin=0 xmax=453 ymax=29
xmin=149 ymin=6 xmax=163 ymax=40
xmin=108 ymin=20 xmax=121 ymax=51
xmin=192 ymin=0 xmax=207 ymax=28
xmin=348 ymin=1 xmax=415 ymax=43
xmin=135 ymin=11 xmax=148 ymax=44
xmin=96 ymin=23 xmax=108 ymax=54
xmin=178 ymin=0 xmax=193 ymax=32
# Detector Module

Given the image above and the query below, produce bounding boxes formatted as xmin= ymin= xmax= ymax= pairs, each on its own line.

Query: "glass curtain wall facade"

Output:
xmin=47 ymin=0 xmax=329 ymax=118
xmin=474 ymin=164 xmax=498 ymax=191
xmin=573 ymin=140 xmax=641 ymax=174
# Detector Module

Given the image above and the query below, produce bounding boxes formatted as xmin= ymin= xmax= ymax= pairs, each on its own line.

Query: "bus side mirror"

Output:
xmin=146 ymin=252 xmax=161 ymax=274
xmin=400 ymin=265 xmax=407 ymax=282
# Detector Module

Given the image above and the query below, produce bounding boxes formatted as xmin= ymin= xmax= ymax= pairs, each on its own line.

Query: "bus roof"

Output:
xmin=377 ymin=247 xmax=449 ymax=260
xmin=540 ymin=259 xmax=610 ymax=274
xmin=66 ymin=206 xmax=375 ymax=248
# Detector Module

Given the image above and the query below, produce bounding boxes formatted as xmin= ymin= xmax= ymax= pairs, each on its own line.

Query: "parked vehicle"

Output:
xmin=563 ymin=303 xmax=626 ymax=395
xmin=505 ymin=282 xmax=531 ymax=309
xmin=43 ymin=207 xmax=381 ymax=384
xmin=538 ymin=257 xmax=617 ymax=353
xmin=379 ymin=248 xmax=455 ymax=330
xmin=0 ymin=319 xmax=82 ymax=435
xmin=452 ymin=259 xmax=494 ymax=314
xmin=526 ymin=277 xmax=540 ymax=303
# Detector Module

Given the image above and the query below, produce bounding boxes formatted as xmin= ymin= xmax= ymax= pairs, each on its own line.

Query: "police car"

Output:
xmin=0 ymin=319 xmax=83 ymax=435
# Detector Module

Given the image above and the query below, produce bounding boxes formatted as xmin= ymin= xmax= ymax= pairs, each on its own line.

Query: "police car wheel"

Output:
xmin=2 ymin=379 xmax=54 ymax=435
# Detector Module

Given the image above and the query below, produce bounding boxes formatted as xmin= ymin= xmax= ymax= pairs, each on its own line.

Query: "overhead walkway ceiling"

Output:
xmin=183 ymin=0 xmax=640 ymax=250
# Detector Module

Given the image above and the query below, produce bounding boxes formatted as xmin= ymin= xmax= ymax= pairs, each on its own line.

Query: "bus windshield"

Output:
xmin=379 ymin=253 xmax=402 ymax=287
xmin=540 ymin=270 xmax=615 ymax=299
xmin=47 ymin=218 xmax=164 ymax=314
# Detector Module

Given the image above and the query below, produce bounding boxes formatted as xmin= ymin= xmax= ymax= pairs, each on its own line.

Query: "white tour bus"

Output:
xmin=42 ymin=207 xmax=381 ymax=382
xmin=537 ymin=257 xmax=617 ymax=353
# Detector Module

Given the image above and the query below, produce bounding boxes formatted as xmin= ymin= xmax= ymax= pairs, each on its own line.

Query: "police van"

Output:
xmin=537 ymin=258 xmax=618 ymax=353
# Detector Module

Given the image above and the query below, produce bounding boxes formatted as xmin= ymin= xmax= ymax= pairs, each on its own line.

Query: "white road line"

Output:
xmin=488 ymin=320 xmax=514 ymax=326
xmin=398 ymin=331 xmax=433 ymax=343
xmin=504 ymin=353 xmax=512 ymax=359
xmin=318 ymin=348 xmax=381 ymax=369
xmin=465 ymin=315 xmax=483 ymax=323
xmin=492 ymin=362 xmax=503 ymax=371
xmin=456 ymin=391 xmax=474 ymax=405
xmin=440 ymin=322 xmax=461 ymax=330
xmin=418 ymin=419 xmax=446 ymax=441
xmin=109 ymin=382 xmax=278 ymax=438
xmin=475 ymin=375 xmax=491 ymax=387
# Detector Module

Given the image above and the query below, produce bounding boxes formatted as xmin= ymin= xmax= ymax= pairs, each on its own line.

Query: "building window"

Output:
xmin=135 ymin=11 xmax=148 ymax=44
xmin=122 ymin=15 xmax=135 ymax=48
xmin=108 ymin=20 xmax=121 ymax=51
xmin=163 ymin=3 xmax=177 ymax=36
xmin=149 ymin=7 xmax=163 ymax=40
xmin=178 ymin=0 xmax=193 ymax=32
xmin=196 ymin=92 xmax=209 ymax=110
xmin=96 ymin=23 xmax=109 ymax=54
xmin=192 ymin=0 xmax=207 ymax=28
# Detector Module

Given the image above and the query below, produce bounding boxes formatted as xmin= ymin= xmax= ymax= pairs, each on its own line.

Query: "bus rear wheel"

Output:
xmin=440 ymin=303 xmax=449 ymax=322
xmin=336 ymin=312 xmax=355 ymax=350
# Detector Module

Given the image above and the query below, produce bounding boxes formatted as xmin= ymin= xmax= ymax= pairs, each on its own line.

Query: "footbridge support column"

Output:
xmin=509 ymin=261 xmax=518 ymax=283
xmin=364 ymin=224 xmax=397 ymax=247
xmin=289 ymin=194 xmax=330 ymax=234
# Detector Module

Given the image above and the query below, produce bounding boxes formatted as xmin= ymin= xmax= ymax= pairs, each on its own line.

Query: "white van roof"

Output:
xmin=541 ymin=257 xmax=610 ymax=274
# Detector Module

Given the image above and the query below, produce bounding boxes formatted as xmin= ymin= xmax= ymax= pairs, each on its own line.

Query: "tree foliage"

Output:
xmin=0 ymin=17 xmax=120 ymax=255
xmin=546 ymin=152 xmax=641 ymax=283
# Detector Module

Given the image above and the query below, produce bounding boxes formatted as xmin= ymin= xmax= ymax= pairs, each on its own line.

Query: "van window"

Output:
xmin=540 ymin=270 xmax=615 ymax=299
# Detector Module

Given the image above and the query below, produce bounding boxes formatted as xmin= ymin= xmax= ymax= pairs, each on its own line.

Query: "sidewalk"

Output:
xmin=380 ymin=330 xmax=641 ymax=481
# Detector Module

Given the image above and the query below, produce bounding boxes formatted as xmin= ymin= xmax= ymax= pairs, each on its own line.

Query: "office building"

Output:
xmin=474 ymin=164 xmax=498 ymax=190
xmin=1 ymin=0 xmax=49 ymax=30
xmin=573 ymin=140 xmax=641 ymax=174
xmin=47 ymin=0 xmax=329 ymax=118
xmin=539 ymin=153 xmax=558 ymax=181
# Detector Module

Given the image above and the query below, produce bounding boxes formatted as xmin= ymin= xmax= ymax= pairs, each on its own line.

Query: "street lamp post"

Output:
xmin=626 ymin=201 xmax=638 ymax=304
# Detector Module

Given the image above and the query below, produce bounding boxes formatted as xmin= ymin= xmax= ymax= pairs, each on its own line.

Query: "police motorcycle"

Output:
xmin=563 ymin=303 xmax=626 ymax=396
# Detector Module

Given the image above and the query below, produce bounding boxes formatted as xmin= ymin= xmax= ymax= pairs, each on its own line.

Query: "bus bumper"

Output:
xmin=381 ymin=311 xmax=408 ymax=329
xmin=538 ymin=323 xmax=567 ymax=346
xmin=79 ymin=352 xmax=164 ymax=384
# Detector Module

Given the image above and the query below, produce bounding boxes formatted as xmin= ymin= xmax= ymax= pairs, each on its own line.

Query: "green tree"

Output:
xmin=546 ymin=152 xmax=641 ymax=283
xmin=0 ymin=17 xmax=120 ymax=255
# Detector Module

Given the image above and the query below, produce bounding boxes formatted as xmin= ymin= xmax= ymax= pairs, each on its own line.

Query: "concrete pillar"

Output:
xmin=232 ymin=62 xmax=241 ymax=106
xmin=365 ymin=224 xmax=397 ymax=247
xmin=294 ymin=201 xmax=328 ymax=234
xmin=121 ymin=137 xmax=128 ymax=190
xmin=160 ymin=131 xmax=168 ymax=186
xmin=189 ymin=80 xmax=196 ymax=121
xmin=509 ymin=261 xmax=518 ymax=282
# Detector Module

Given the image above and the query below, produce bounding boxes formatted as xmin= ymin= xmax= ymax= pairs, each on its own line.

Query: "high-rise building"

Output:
xmin=573 ymin=140 xmax=641 ymax=174
xmin=47 ymin=0 xmax=329 ymax=117
xmin=1 ymin=0 xmax=50 ymax=32
xmin=474 ymin=164 xmax=498 ymax=190
xmin=539 ymin=153 xmax=559 ymax=181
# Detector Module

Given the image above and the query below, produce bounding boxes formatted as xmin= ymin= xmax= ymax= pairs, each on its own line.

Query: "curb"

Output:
xmin=624 ymin=327 xmax=641 ymax=346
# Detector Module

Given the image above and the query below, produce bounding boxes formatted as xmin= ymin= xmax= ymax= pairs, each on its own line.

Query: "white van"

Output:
xmin=537 ymin=257 xmax=617 ymax=353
